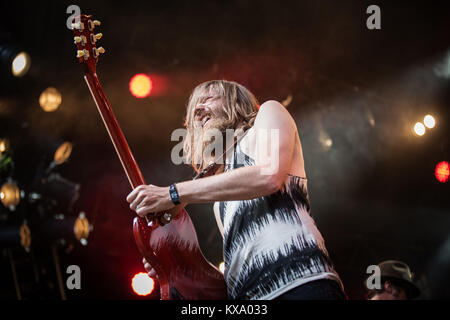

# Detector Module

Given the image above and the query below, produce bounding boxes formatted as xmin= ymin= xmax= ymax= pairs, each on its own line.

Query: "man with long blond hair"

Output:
xmin=126 ymin=80 xmax=345 ymax=300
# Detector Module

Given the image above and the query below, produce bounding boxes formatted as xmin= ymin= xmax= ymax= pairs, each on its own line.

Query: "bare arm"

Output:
xmin=127 ymin=100 xmax=297 ymax=216
xmin=176 ymin=100 xmax=296 ymax=203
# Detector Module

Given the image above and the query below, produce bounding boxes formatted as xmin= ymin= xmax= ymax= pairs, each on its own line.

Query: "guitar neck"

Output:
xmin=84 ymin=71 xmax=146 ymax=189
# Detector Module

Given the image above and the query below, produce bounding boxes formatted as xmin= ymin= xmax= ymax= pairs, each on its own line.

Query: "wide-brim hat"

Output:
xmin=367 ymin=260 xmax=421 ymax=299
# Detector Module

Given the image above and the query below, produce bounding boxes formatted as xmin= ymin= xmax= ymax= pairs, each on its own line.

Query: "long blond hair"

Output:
xmin=183 ymin=80 xmax=259 ymax=173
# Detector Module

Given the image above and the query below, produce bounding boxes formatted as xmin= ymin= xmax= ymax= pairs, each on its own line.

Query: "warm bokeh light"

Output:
xmin=0 ymin=139 xmax=9 ymax=154
xmin=54 ymin=142 xmax=73 ymax=165
xmin=131 ymin=272 xmax=155 ymax=296
xmin=129 ymin=74 xmax=153 ymax=98
xmin=73 ymin=212 xmax=90 ymax=244
xmin=19 ymin=223 xmax=31 ymax=250
xmin=413 ymin=122 xmax=425 ymax=136
xmin=0 ymin=181 xmax=21 ymax=208
xmin=219 ymin=262 xmax=225 ymax=274
xmin=424 ymin=115 xmax=436 ymax=129
xmin=11 ymin=52 xmax=31 ymax=77
xmin=435 ymin=161 xmax=449 ymax=183
xmin=39 ymin=87 xmax=62 ymax=112
xmin=318 ymin=135 xmax=333 ymax=150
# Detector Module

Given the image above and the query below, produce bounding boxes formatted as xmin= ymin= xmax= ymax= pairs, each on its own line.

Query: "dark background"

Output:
xmin=0 ymin=0 xmax=449 ymax=299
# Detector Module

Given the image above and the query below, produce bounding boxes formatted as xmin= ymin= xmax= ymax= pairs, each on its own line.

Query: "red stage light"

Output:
xmin=129 ymin=74 xmax=153 ymax=98
xmin=131 ymin=272 xmax=155 ymax=296
xmin=435 ymin=161 xmax=449 ymax=183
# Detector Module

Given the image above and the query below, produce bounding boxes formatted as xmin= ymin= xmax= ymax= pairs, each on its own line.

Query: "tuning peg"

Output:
xmin=74 ymin=35 xmax=87 ymax=45
xmin=76 ymin=50 xmax=89 ymax=59
xmin=90 ymin=33 xmax=103 ymax=44
xmin=71 ymin=22 xmax=84 ymax=31
xmin=92 ymin=47 xmax=105 ymax=58
xmin=87 ymin=20 xmax=101 ymax=31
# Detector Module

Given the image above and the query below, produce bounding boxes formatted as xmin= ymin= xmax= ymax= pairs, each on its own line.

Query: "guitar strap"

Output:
xmin=193 ymin=129 xmax=248 ymax=180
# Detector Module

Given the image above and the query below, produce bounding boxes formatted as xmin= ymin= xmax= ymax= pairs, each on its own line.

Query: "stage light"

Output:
xmin=0 ymin=221 xmax=31 ymax=251
xmin=11 ymin=52 xmax=31 ymax=77
xmin=45 ymin=142 xmax=74 ymax=174
xmin=131 ymin=272 xmax=155 ymax=296
xmin=0 ymin=46 xmax=31 ymax=77
xmin=39 ymin=87 xmax=62 ymax=112
xmin=53 ymin=142 xmax=73 ymax=165
xmin=318 ymin=129 xmax=333 ymax=150
xmin=36 ymin=212 xmax=91 ymax=246
xmin=73 ymin=212 xmax=91 ymax=245
xmin=219 ymin=262 xmax=225 ymax=274
xmin=0 ymin=181 xmax=21 ymax=209
xmin=38 ymin=173 xmax=80 ymax=212
xmin=0 ymin=139 xmax=9 ymax=154
xmin=424 ymin=115 xmax=436 ymax=129
xmin=281 ymin=94 xmax=293 ymax=107
xmin=129 ymin=74 xmax=153 ymax=98
xmin=435 ymin=161 xmax=449 ymax=183
xmin=413 ymin=122 xmax=425 ymax=136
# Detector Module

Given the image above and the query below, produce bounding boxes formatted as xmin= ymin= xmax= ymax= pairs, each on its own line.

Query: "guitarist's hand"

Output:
xmin=142 ymin=257 xmax=157 ymax=279
xmin=127 ymin=184 xmax=175 ymax=218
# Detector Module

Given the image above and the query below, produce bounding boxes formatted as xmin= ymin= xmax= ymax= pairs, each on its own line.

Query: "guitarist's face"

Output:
xmin=193 ymin=89 xmax=227 ymax=131
xmin=190 ymin=88 xmax=230 ymax=170
xmin=184 ymin=80 xmax=259 ymax=172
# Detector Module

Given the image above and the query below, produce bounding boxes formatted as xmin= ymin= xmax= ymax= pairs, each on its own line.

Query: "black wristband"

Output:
xmin=169 ymin=184 xmax=181 ymax=205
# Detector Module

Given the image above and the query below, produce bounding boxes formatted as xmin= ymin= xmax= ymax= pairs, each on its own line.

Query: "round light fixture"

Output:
xmin=0 ymin=181 xmax=21 ymax=209
xmin=39 ymin=87 xmax=62 ymax=112
xmin=54 ymin=142 xmax=73 ymax=165
xmin=11 ymin=52 xmax=31 ymax=77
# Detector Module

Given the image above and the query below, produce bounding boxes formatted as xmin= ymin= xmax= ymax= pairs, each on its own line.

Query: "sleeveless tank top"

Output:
xmin=217 ymin=140 xmax=343 ymax=300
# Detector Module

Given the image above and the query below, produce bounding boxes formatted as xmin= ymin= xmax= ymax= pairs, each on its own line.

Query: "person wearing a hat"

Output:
xmin=366 ymin=260 xmax=420 ymax=300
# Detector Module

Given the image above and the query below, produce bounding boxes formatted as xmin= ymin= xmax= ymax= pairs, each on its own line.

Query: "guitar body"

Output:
xmin=71 ymin=14 xmax=227 ymax=300
xmin=133 ymin=212 xmax=227 ymax=299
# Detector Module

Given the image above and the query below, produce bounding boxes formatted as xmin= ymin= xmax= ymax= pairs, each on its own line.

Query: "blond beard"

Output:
xmin=191 ymin=116 xmax=231 ymax=171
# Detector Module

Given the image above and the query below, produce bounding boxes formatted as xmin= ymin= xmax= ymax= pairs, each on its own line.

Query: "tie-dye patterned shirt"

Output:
xmin=218 ymin=141 xmax=343 ymax=300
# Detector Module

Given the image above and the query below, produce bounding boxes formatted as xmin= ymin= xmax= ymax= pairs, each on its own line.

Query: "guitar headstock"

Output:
xmin=71 ymin=14 xmax=105 ymax=73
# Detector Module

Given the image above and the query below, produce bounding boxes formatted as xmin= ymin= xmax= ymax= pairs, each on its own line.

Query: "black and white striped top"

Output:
xmin=218 ymin=141 xmax=343 ymax=300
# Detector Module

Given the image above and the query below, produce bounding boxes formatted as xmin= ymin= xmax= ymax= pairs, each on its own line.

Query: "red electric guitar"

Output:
xmin=71 ymin=14 xmax=227 ymax=300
